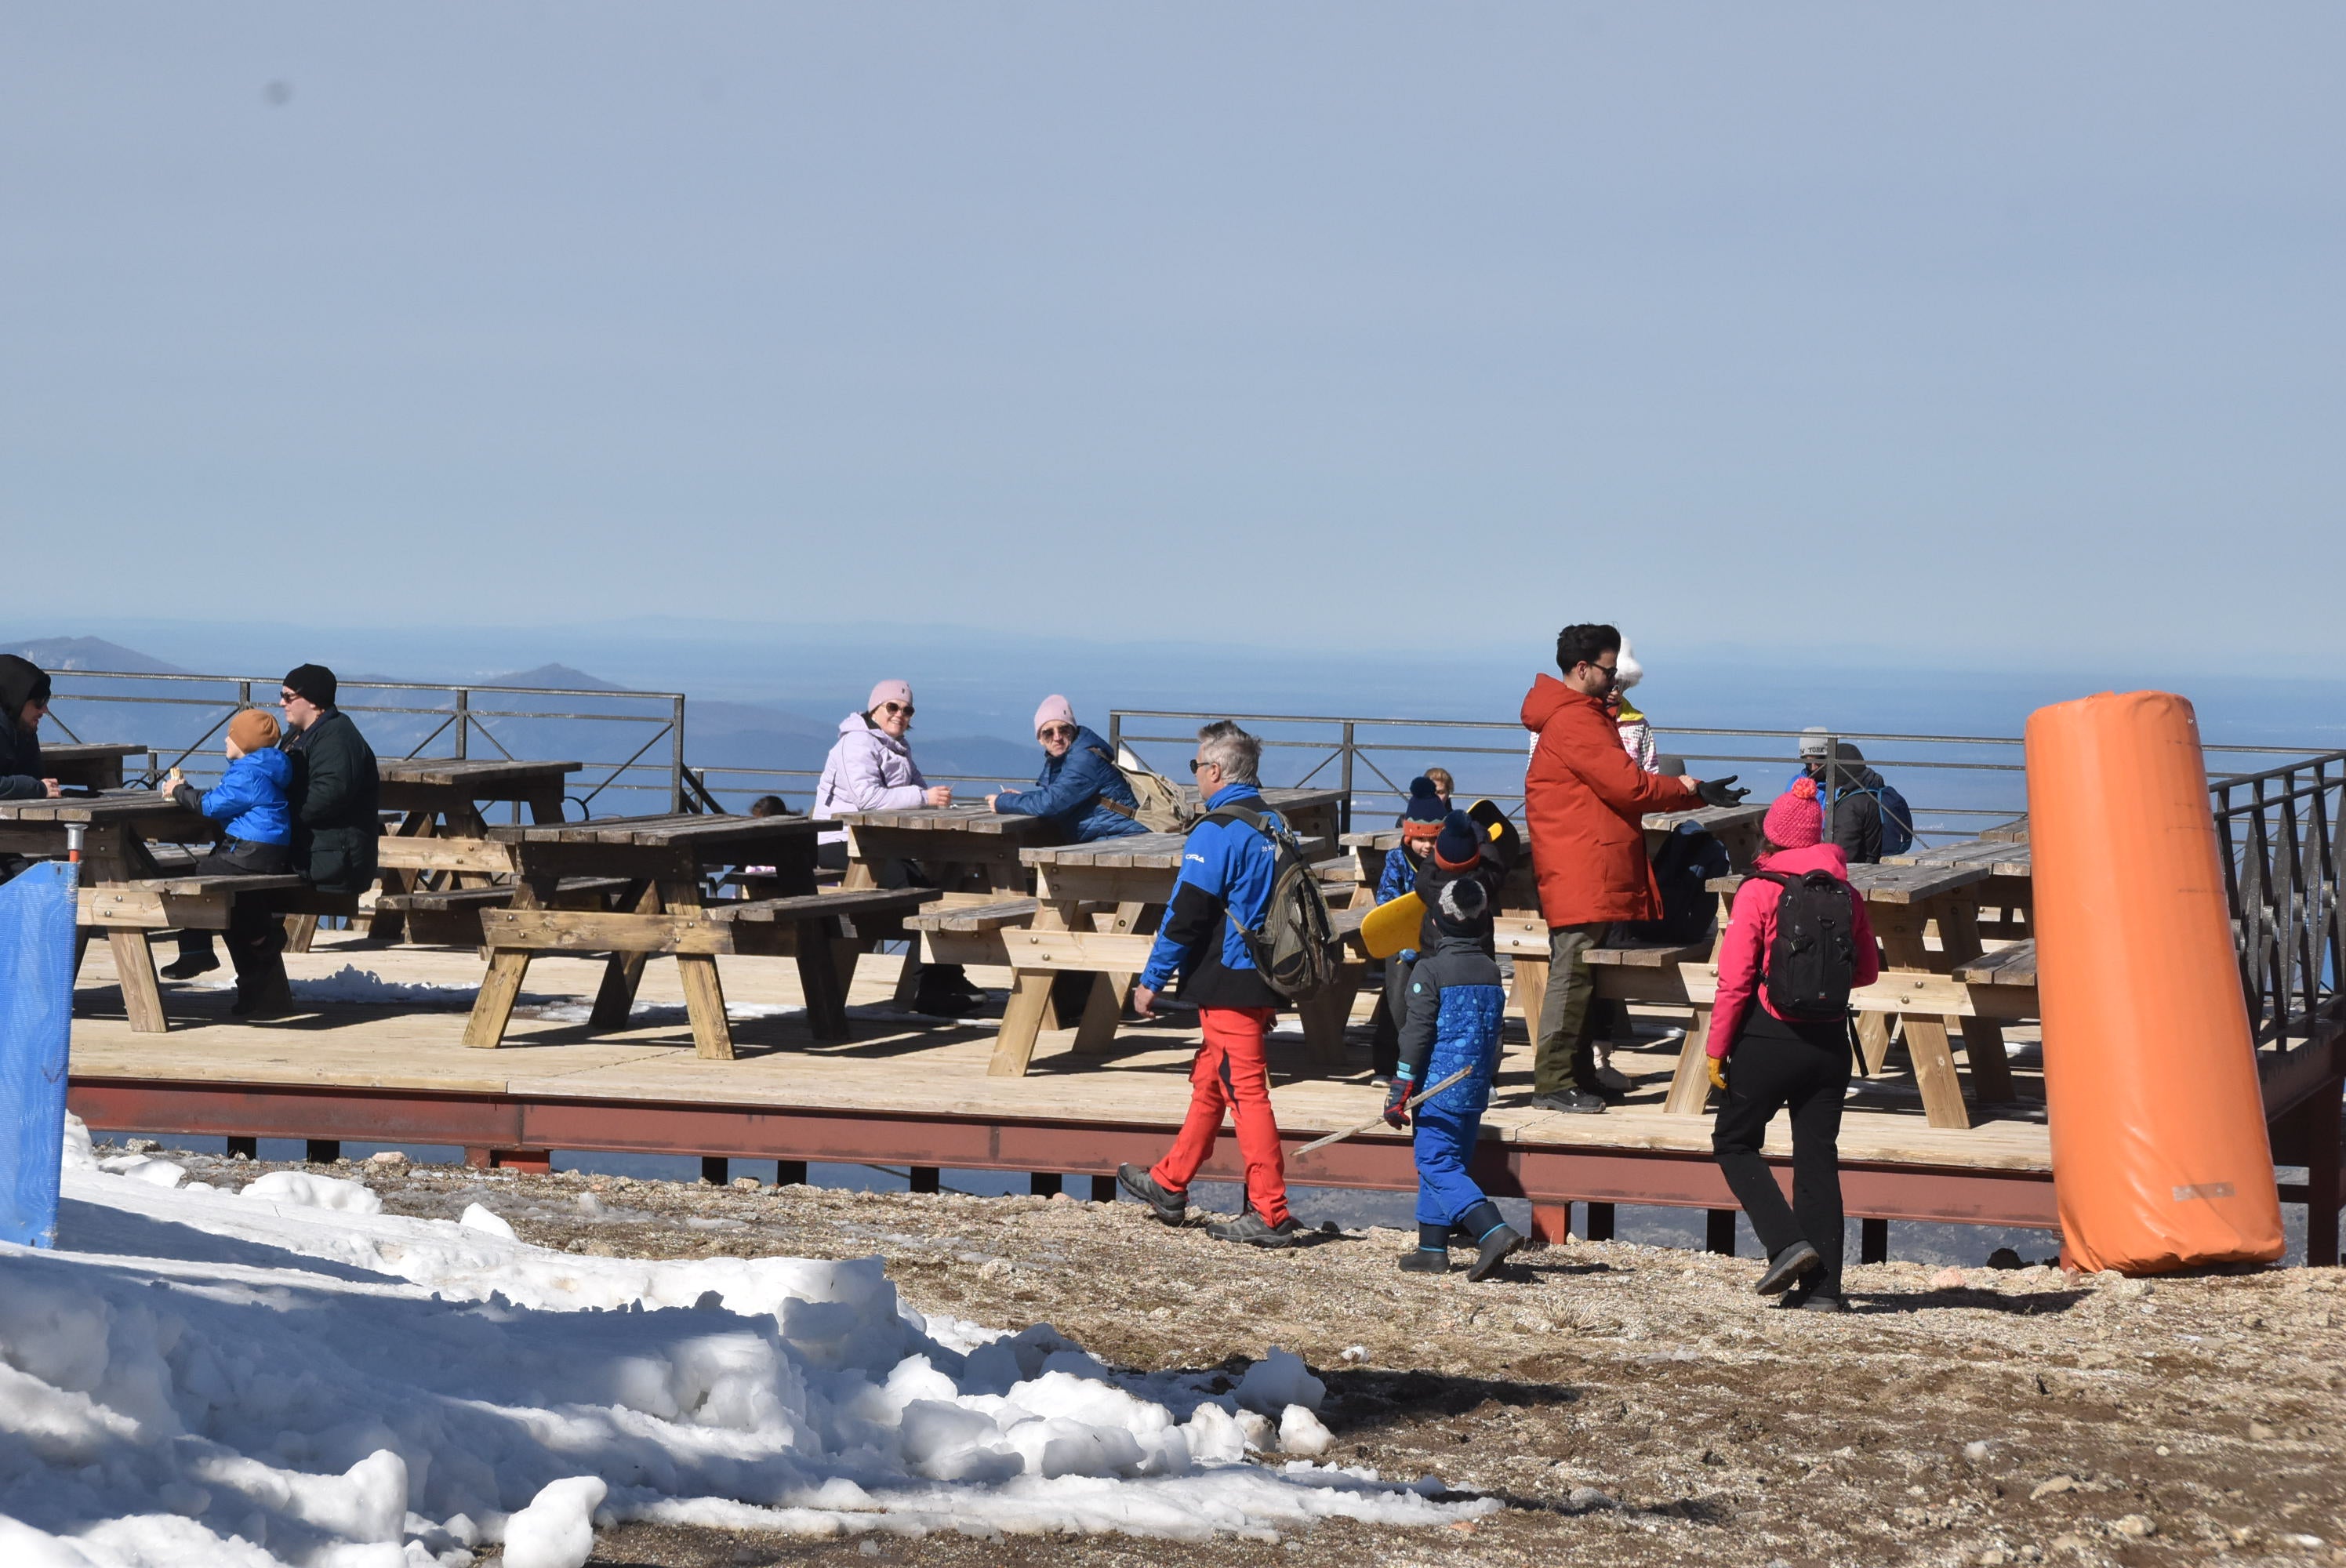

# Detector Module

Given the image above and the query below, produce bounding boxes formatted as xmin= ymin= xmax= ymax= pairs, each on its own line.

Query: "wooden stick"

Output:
xmin=1292 ymin=1064 xmax=1475 ymax=1158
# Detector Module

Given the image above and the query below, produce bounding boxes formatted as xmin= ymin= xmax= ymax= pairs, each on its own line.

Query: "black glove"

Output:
xmin=1695 ymin=775 xmax=1749 ymax=808
xmin=1382 ymin=1076 xmax=1413 ymax=1130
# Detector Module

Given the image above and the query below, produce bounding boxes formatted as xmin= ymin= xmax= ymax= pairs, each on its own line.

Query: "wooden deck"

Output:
xmin=64 ymin=929 xmax=2057 ymax=1233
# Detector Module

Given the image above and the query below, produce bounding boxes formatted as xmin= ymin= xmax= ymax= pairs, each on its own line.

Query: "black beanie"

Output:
xmin=1433 ymin=810 xmax=1482 ymax=871
xmin=283 ymin=662 xmax=338 ymax=708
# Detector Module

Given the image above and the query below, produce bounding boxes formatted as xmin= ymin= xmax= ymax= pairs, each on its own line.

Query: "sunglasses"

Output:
xmin=1039 ymin=724 xmax=1077 ymax=740
xmin=881 ymin=702 xmax=914 ymax=717
xmin=1188 ymin=757 xmax=1215 ymax=773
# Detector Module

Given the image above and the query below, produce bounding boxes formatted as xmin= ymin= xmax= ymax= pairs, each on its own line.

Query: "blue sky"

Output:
xmin=4 ymin=5 xmax=2339 ymax=668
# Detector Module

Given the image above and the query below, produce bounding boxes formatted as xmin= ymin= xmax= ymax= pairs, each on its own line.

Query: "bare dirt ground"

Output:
xmin=140 ymin=1146 xmax=2346 ymax=1568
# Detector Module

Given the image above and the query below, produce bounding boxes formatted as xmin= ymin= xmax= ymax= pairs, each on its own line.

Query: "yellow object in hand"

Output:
xmin=1706 ymin=1055 xmax=1727 ymax=1094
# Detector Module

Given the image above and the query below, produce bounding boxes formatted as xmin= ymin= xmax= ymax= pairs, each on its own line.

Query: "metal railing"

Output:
xmin=2214 ymin=750 xmax=2344 ymax=1061
xmin=38 ymin=670 xmax=695 ymax=816
xmin=1103 ymin=707 xmax=2325 ymax=842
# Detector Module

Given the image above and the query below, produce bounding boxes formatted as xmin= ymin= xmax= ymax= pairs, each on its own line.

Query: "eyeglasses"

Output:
xmin=1039 ymin=724 xmax=1077 ymax=741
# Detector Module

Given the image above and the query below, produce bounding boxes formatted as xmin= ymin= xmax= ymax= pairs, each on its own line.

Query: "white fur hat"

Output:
xmin=1614 ymin=636 xmax=1643 ymax=691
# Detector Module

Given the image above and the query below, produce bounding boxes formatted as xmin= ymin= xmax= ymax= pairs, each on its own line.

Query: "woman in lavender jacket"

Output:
xmin=810 ymin=681 xmax=979 ymax=1014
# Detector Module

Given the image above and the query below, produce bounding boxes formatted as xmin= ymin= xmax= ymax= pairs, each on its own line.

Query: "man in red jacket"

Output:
xmin=1521 ymin=625 xmax=1746 ymax=1113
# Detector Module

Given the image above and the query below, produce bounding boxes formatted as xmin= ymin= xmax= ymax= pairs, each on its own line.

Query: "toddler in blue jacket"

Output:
xmin=1385 ymin=813 xmax=1527 ymax=1281
xmin=159 ymin=710 xmax=296 ymax=1006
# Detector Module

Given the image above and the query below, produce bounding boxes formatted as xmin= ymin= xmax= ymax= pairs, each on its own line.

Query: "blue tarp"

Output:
xmin=0 ymin=861 xmax=77 ymax=1247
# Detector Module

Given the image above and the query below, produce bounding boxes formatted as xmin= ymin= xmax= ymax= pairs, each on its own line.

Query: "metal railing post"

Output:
xmin=1339 ymin=721 xmax=1355 ymax=835
xmin=454 ymin=688 xmax=469 ymax=760
xmin=671 ymin=695 xmax=688 ymax=814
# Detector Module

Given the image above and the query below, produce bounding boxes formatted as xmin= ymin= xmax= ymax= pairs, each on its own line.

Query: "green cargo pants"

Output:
xmin=1533 ymin=921 xmax=1613 ymax=1096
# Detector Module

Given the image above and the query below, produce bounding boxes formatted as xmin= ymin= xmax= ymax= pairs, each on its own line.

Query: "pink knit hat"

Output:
xmin=1033 ymin=694 xmax=1077 ymax=735
xmin=1764 ymin=776 xmax=1823 ymax=850
xmin=866 ymin=679 xmax=913 ymax=713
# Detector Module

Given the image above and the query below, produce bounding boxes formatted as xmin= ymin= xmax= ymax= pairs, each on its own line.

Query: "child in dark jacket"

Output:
xmin=159 ymin=710 xmax=296 ymax=1008
xmin=1370 ymin=778 xmax=1451 ymax=1080
xmin=1387 ymin=863 xmax=1526 ymax=1281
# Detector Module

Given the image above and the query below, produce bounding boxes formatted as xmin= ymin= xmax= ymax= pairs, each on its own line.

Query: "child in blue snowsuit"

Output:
xmin=1385 ymin=811 xmax=1526 ymax=1281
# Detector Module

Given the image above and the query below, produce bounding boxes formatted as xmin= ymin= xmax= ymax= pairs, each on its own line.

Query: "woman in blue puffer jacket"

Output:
xmin=986 ymin=696 xmax=1147 ymax=843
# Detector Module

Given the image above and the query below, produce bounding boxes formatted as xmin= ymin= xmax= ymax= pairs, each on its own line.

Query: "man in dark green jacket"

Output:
xmin=278 ymin=662 xmax=380 ymax=894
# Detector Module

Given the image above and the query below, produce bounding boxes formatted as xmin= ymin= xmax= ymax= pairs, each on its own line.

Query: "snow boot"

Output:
xmin=1467 ymin=1225 xmax=1525 ymax=1282
xmin=1115 ymin=1163 xmax=1186 ymax=1226
xmin=1399 ymin=1247 xmax=1452 ymax=1274
xmin=161 ymin=951 xmax=219 ymax=980
xmin=1756 ymin=1240 xmax=1822 ymax=1296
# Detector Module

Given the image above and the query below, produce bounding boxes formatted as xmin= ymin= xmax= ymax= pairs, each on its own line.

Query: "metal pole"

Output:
xmin=1339 ymin=721 xmax=1355 ymax=835
xmin=454 ymin=688 xmax=469 ymax=760
xmin=671 ymin=695 xmax=688 ymax=814
xmin=1108 ymin=712 xmax=1121 ymax=751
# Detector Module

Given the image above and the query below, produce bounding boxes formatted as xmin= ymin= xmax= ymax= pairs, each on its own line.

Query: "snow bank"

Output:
xmin=0 ymin=1127 xmax=1492 ymax=1564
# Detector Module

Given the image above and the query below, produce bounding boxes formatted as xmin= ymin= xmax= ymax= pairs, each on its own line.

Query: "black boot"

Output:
xmin=1116 ymin=1163 xmax=1187 ymax=1226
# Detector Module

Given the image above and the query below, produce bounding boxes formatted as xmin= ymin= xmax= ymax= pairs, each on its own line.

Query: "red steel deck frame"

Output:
xmin=68 ymin=1075 xmax=2061 ymax=1236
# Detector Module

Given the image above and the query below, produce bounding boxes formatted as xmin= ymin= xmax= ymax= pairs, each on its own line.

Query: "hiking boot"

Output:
xmin=1775 ymin=1287 xmax=1849 ymax=1314
xmin=1206 ymin=1209 xmax=1307 ymax=1248
xmin=1530 ymin=1089 xmax=1607 ymax=1115
xmin=1756 ymin=1240 xmax=1822 ymax=1296
xmin=231 ymin=984 xmax=298 ymax=1020
xmin=911 ymin=988 xmax=988 ymax=1018
xmin=1115 ymin=1163 xmax=1187 ymax=1226
xmin=1465 ymin=1223 xmax=1526 ymax=1283
xmin=160 ymin=953 xmax=219 ymax=981
xmin=1398 ymin=1247 xmax=1452 ymax=1275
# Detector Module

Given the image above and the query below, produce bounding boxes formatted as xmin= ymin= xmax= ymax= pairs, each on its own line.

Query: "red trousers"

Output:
xmin=1150 ymin=1006 xmax=1289 ymax=1226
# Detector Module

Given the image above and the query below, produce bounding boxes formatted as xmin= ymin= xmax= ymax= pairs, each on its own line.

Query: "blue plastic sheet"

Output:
xmin=1 ymin=860 xmax=77 ymax=1247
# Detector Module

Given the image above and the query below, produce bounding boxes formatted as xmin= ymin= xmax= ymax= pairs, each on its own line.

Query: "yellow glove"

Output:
xmin=1706 ymin=1055 xmax=1727 ymax=1094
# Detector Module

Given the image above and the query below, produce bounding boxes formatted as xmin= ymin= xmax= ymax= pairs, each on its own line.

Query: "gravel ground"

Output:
xmin=122 ymin=1145 xmax=2346 ymax=1568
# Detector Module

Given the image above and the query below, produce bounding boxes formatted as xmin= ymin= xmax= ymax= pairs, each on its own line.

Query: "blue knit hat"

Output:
xmin=1401 ymin=776 xmax=1446 ymax=840
xmin=1433 ymin=810 xmax=1482 ymax=871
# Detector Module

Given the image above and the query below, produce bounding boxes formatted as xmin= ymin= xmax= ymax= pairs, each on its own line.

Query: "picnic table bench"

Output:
xmin=367 ymin=757 xmax=581 ymax=942
xmin=0 ymin=791 xmax=359 ymax=1032
xmin=40 ymin=742 xmax=153 ymax=789
xmin=460 ymin=811 xmax=924 ymax=1057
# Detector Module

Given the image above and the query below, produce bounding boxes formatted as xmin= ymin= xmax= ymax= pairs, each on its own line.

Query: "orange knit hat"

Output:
xmin=228 ymin=709 xmax=281 ymax=753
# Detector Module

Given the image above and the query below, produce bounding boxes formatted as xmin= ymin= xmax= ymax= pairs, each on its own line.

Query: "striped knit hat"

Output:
xmin=1400 ymin=776 xmax=1447 ymax=841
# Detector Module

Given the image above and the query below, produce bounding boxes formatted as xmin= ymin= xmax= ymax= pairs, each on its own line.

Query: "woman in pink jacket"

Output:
xmin=1706 ymin=777 xmax=1879 ymax=1312
xmin=812 ymin=680 xmax=977 ymax=1014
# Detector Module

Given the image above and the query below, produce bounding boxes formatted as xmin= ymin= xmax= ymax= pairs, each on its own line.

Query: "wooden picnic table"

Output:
xmin=461 ymin=811 xmax=924 ymax=1058
xmin=0 ymin=791 xmax=350 ymax=1033
xmin=1602 ymin=859 xmax=2032 ymax=1130
xmin=1340 ymin=799 xmax=1769 ymax=910
xmin=39 ymin=743 xmax=153 ymax=789
xmin=910 ymin=787 xmax=1347 ymax=1078
xmin=832 ymin=804 xmax=1068 ymax=895
xmin=1884 ymin=835 xmax=2033 ymax=940
xmin=369 ymin=757 xmax=581 ymax=942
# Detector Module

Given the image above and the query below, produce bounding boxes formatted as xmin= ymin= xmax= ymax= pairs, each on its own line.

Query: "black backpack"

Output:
xmin=1745 ymin=868 xmax=1860 ymax=1021
xmin=1204 ymin=803 xmax=1340 ymax=1002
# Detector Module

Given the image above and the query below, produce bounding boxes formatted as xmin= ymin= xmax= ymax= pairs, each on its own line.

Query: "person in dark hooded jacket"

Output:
xmin=277 ymin=663 xmax=380 ymax=894
xmin=0 ymin=655 xmax=60 ymax=803
xmin=1386 ymin=848 xmax=1527 ymax=1282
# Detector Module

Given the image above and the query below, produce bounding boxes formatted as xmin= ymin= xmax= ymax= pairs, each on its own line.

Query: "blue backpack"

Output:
xmin=1853 ymin=781 xmax=1916 ymax=857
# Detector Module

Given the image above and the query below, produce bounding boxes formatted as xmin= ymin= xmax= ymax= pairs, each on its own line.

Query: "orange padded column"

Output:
xmin=2026 ymin=691 xmax=2283 ymax=1273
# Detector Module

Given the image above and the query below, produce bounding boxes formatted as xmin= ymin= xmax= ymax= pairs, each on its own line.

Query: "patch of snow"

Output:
xmin=240 ymin=1170 xmax=385 ymax=1214
xmin=1280 ymin=1406 xmax=1334 ymax=1457
xmin=459 ymin=1202 xmax=518 ymax=1239
xmin=1236 ymin=1346 xmax=1326 ymax=1414
xmin=96 ymin=1155 xmax=187 ymax=1189
xmin=0 ymin=1157 xmax=1493 ymax=1566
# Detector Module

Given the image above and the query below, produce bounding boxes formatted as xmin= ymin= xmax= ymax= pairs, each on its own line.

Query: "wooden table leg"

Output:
xmin=990 ymin=971 xmax=1056 ymax=1076
xmin=1297 ymin=961 xmax=1366 ymax=1069
xmin=590 ymin=882 xmax=660 ymax=1028
xmin=110 ymin=930 xmax=169 ymax=1033
xmin=1873 ymin=896 xmax=1970 ymax=1130
xmin=1661 ymin=1005 xmax=1716 ymax=1115
xmin=369 ymin=808 xmax=434 ymax=939
xmin=1071 ymin=901 xmax=1149 ymax=1056
xmin=795 ymin=919 xmax=851 ymax=1042
xmin=1510 ymin=954 xmax=1550 ymax=1044
xmin=467 ymin=869 xmax=560 ymax=1049
xmin=659 ymin=878 xmax=735 ymax=1061
xmin=1935 ymin=900 xmax=2014 ymax=1103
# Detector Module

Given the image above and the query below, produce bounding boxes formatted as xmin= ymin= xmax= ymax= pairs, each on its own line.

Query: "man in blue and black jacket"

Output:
xmin=1114 ymin=720 xmax=1306 ymax=1248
